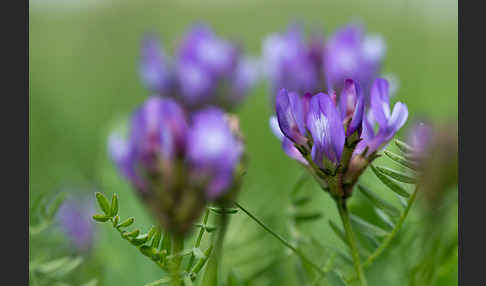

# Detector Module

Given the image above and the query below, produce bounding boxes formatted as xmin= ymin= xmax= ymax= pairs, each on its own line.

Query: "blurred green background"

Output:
xmin=29 ymin=0 xmax=457 ymax=285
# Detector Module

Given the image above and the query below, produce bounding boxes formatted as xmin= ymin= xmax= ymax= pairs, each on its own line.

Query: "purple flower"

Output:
xmin=407 ymin=121 xmax=433 ymax=159
xmin=324 ymin=23 xmax=386 ymax=97
xmin=174 ymin=24 xmax=257 ymax=109
xmin=355 ymin=78 xmax=408 ymax=155
xmin=262 ymin=25 xmax=324 ymax=96
xmin=57 ymin=196 xmax=95 ymax=252
xmin=139 ymin=35 xmax=172 ymax=93
xmin=187 ymin=108 xmax=244 ymax=198
xmin=108 ymin=96 xmax=245 ymax=234
xmin=272 ymin=80 xmax=364 ymax=170
xmin=108 ymin=96 xmax=188 ymax=192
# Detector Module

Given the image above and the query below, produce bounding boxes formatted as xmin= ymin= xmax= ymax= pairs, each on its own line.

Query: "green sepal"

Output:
xmin=112 ymin=215 xmax=120 ymax=227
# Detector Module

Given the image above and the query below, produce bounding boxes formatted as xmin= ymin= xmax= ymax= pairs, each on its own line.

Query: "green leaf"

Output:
xmin=140 ymin=245 xmax=159 ymax=259
xmin=350 ymin=214 xmax=388 ymax=237
xmin=370 ymin=165 xmax=410 ymax=197
xmin=291 ymin=196 xmax=311 ymax=206
xmin=384 ymin=150 xmax=419 ymax=171
xmin=208 ymin=206 xmax=238 ymax=214
xmin=375 ymin=165 xmax=416 ymax=184
xmin=110 ymin=193 xmax=119 ymax=216
xmin=80 ymin=279 xmax=98 ymax=286
xmin=147 ymin=226 xmax=156 ymax=241
xmin=95 ymin=192 xmax=111 ymax=216
xmin=151 ymin=229 xmax=162 ymax=248
xmin=358 ymin=184 xmax=401 ymax=217
xmin=36 ymin=257 xmax=71 ymax=274
xmin=92 ymin=214 xmax=110 ymax=222
xmin=293 ymin=212 xmax=322 ymax=223
xmin=193 ymin=247 xmax=207 ymax=260
xmin=374 ymin=208 xmax=395 ymax=230
xmin=117 ymin=217 xmax=134 ymax=228
xmin=131 ymin=233 xmax=149 ymax=245
xmin=51 ymin=257 xmax=84 ymax=277
xmin=124 ymin=229 xmax=140 ymax=238
xmin=329 ymin=220 xmax=348 ymax=246
xmin=395 ymin=139 xmax=414 ymax=154
xmin=144 ymin=276 xmax=173 ymax=286
xmin=47 ymin=193 xmax=66 ymax=219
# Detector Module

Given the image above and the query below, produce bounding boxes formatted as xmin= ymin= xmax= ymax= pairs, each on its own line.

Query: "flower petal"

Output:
xmin=275 ymin=89 xmax=307 ymax=144
xmin=370 ymin=78 xmax=391 ymax=126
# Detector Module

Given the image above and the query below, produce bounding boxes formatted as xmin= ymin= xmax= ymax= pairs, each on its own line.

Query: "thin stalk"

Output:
xmin=335 ymin=197 xmax=368 ymax=286
xmin=170 ymin=236 xmax=184 ymax=286
xmin=186 ymin=208 xmax=210 ymax=272
xmin=233 ymin=201 xmax=327 ymax=278
xmin=346 ymin=186 xmax=419 ymax=284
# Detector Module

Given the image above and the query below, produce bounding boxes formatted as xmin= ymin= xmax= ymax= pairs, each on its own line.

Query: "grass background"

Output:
xmin=29 ymin=0 xmax=457 ymax=285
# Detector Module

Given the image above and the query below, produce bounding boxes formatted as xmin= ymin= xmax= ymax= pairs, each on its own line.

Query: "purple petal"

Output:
xmin=282 ymin=137 xmax=308 ymax=165
xmin=269 ymin=116 xmax=284 ymax=141
xmin=275 ymin=89 xmax=307 ymax=145
xmin=187 ymin=107 xmax=243 ymax=198
xmin=370 ymin=78 xmax=391 ymax=126
xmin=139 ymin=36 xmax=171 ymax=92
xmin=306 ymin=93 xmax=345 ymax=166
xmin=386 ymin=102 xmax=408 ymax=137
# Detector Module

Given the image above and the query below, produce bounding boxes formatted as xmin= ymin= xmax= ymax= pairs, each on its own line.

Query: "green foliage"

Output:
xmin=29 ymin=193 xmax=97 ymax=286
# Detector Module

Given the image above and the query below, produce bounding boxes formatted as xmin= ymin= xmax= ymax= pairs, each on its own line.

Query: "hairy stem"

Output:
xmin=234 ymin=201 xmax=327 ymax=278
xmin=335 ymin=197 xmax=368 ymax=286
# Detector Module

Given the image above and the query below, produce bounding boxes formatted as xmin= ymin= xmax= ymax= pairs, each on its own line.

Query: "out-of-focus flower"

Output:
xmin=139 ymin=24 xmax=258 ymax=111
xmin=355 ymin=78 xmax=408 ymax=156
xmin=139 ymin=36 xmax=173 ymax=94
xmin=57 ymin=195 xmax=95 ymax=252
xmin=407 ymin=122 xmax=458 ymax=208
xmin=108 ymin=96 xmax=245 ymax=235
xmin=262 ymin=25 xmax=324 ymax=96
xmin=262 ymin=23 xmax=387 ymax=103
xmin=324 ymin=23 xmax=386 ymax=98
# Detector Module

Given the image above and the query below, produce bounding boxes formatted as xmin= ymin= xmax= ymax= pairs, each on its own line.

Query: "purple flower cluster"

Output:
xmin=262 ymin=23 xmax=386 ymax=100
xmin=108 ymin=97 xmax=244 ymax=234
xmin=140 ymin=25 xmax=258 ymax=110
xmin=270 ymin=78 xmax=407 ymax=195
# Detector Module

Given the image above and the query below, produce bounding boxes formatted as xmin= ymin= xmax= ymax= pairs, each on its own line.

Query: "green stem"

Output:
xmin=335 ymin=197 xmax=368 ymax=286
xmin=170 ymin=236 xmax=184 ymax=286
xmin=234 ymin=201 xmax=327 ymax=278
xmin=346 ymin=186 xmax=419 ymax=284
xmin=186 ymin=208 xmax=210 ymax=272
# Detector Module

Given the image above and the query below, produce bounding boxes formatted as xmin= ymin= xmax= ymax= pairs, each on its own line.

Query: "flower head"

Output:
xmin=108 ymin=96 xmax=245 ymax=234
xmin=140 ymin=24 xmax=258 ymax=111
xmin=262 ymin=25 xmax=324 ymax=96
xmin=324 ymin=23 xmax=386 ymax=97
xmin=272 ymin=79 xmax=365 ymax=173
